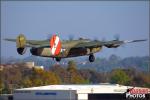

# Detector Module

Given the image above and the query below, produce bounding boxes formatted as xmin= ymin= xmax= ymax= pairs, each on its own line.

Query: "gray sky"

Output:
xmin=1 ymin=1 xmax=149 ymax=59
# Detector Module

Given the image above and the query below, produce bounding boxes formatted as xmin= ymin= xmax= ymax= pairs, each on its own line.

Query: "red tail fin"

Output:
xmin=50 ymin=34 xmax=61 ymax=56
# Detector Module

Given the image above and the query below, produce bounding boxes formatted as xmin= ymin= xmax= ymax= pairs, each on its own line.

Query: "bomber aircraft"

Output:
xmin=4 ymin=34 xmax=147 ymax=62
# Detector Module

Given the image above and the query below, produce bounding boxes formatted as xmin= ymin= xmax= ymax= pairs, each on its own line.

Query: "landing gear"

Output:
xmin=55 ymin=57 xmax=61 ymax=62
xmin=89 ymin=54 xmax=95 ymax=62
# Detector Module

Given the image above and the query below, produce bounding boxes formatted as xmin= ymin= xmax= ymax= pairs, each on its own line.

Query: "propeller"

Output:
xmin=46 ymin=33 xmax=53 ymax=40
xmin=16 ymin=34 xmax=26 ymax=48
xmin=68 ymin=34 xmax=74 ymax=40
xmin=16 ymin=34 xmax=27 ymax=55
xmin=102 ymin=37 xmax=106 ymax=42
xmin=113 ymin=34 xmax=124 ymax=50
xmin=114 ymin=34 xmax=120 ymax=40
xmin=93 ymin=37 xmax=99 ymax=41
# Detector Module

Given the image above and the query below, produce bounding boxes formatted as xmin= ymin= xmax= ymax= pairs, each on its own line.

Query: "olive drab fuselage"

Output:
xmin=30 ymin=39 xmax=102 ymax=58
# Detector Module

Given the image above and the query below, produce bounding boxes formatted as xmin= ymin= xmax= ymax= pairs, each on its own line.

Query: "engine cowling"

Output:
xmin=30 ymin=48 xmax=38 ymax=56
xmin=105 ymin=44 xmax=120 ymax=48
xmin=16 ymin=34 xmax=26 ymax=55
xmin=17 ymin=47 xmax=26 ymax=55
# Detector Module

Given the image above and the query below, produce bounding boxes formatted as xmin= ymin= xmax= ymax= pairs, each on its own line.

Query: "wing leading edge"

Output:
xmin=71 ymin=39 xmax=147 ymax=49
xmin=4 ymin=38 xmax=50 ymax=48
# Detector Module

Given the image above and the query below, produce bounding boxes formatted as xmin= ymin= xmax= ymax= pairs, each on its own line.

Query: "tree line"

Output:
xmin=0 ymin=60 xmax=150 ymax=94
xmin=1 ymin=55 xmax=150 ymax=72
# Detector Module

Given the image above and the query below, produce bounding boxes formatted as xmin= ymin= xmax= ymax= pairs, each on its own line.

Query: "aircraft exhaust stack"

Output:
xmin=16 ymin=34 xmax=26 ymax=55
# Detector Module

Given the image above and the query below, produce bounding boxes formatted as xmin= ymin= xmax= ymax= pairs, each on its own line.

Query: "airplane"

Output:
xmin=4 ymin=33 xmax=147 ymax=62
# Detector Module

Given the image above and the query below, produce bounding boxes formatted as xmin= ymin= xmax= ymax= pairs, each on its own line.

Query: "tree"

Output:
xmin=71 ymin=73 xmax=87 ymax=84
xmin=22 ymin=77 xmax=32 ymax=87
xmin=50 ymin=65 xmax=67 ymax=83
xmin=66 ymin=60 xmax=88 ymax=84
xmin=110 ymin=69 xmax=131 ymax=85
xmin=33 ymin=78 xmax=43 ymax=86
xmin=67 ymin=60 xmax=77 ymax=72
xmin=41 ymin=71 xmax=61 ymax=85
xmin=31 ymin=68 xmax=61 ymax=86
xmin=143 ymin=74 xmax=150 ymax=87
xmin=0 ymin=70 xmax=4 ymax=94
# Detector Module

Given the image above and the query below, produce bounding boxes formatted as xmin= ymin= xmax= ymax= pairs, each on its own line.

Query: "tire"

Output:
xmin=89 ymin=54 xmax=95 ymax=62
xmin=55 ymin=57 xmax=61 ymax=62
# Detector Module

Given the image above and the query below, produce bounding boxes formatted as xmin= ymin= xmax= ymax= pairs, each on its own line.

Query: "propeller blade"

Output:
xmin=45 ymin=33 xmax=53 ymax=40
xmin=68 ymin=34 xmax=74 ymax=40
xmin=114 ymin=34 xmax=120 ymax=40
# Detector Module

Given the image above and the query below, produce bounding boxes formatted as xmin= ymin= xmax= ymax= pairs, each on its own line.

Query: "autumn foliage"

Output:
xmin=0 ymin=60 xmax=150 ymax=94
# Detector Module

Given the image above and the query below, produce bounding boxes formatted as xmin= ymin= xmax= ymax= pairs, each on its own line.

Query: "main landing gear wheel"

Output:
xmin=89 ymin=54 xmax=95 ymax=62
xmin=55 ymin=57 xmax=61 ymax=62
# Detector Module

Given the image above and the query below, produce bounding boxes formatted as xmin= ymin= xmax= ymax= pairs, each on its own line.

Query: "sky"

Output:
xmin=1 ymin=1 xmax=149 ymax=59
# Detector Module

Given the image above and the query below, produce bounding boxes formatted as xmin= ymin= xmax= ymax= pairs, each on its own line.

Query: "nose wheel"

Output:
xmin=89 ymin=54 xmax=95 ymax=62
xmin=55 ymin=57 xmax=61 ymax=62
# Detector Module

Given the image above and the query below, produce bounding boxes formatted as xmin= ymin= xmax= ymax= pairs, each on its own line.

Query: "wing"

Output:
xmin=70 ymin=41 xmax=102 ymax=49
xmin=102 ymin=39 xmax=147 ymax=48
xmin=4 ymin=38 xmax=50 ymax=48
xmin=66 ymin=39 xmax=147 ymax=49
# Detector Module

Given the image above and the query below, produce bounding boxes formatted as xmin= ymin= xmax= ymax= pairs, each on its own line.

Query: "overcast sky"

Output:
xmin=1 ymin=1 xmax=149 ymax=59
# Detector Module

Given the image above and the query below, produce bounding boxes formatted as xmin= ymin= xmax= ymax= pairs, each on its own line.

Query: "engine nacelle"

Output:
xmin=105 ymin=44 xmax=120 ymax=48
xmin=30 ymin=48 xmax=38 ymax=56
xmin=16 ymin=34 xmax=27 ymax=55
xmin=17 ymin=47 xmax=26 ymax=55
